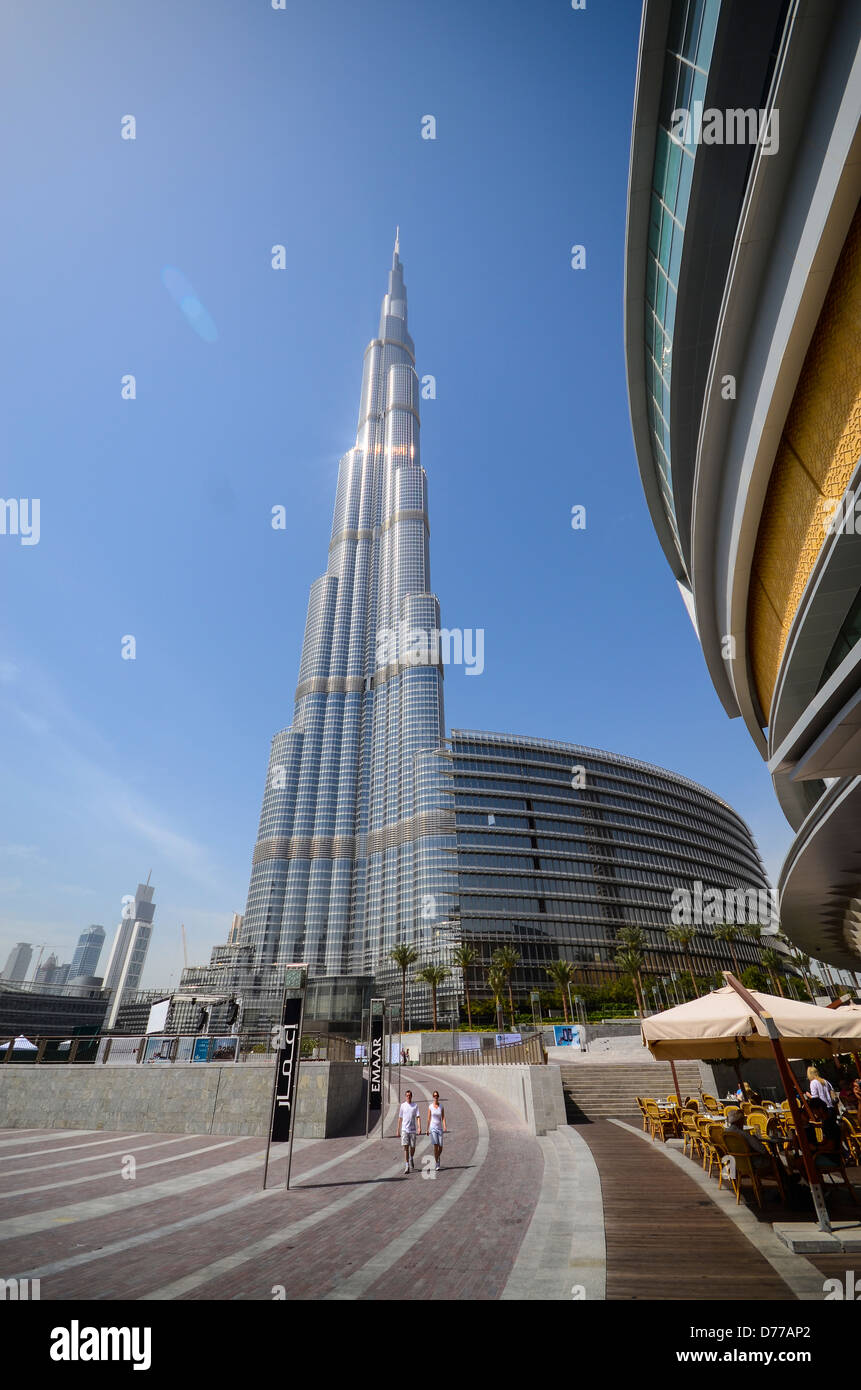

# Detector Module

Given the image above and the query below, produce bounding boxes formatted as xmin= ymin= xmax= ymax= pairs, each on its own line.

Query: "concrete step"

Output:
xmin=558 ymin=1062 xmax=705 ymax=1121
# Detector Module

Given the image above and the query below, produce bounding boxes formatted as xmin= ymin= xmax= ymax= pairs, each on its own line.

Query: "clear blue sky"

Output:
xmin=0 ymin=0 xmax=793 ymax=988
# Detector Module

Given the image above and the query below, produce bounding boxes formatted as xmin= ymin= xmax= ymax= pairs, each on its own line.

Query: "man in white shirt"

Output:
xmin=397 ymin=1090 xmax=421 ymax=1174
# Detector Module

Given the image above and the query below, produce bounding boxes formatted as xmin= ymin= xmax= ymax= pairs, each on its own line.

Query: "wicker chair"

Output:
xmin=746 ymin=1111 xmax=773 ymax=1139
xmin=697 ymin=1118 xmax=722 ymax=1178
xmin=841 ymin=1115 xmax=861 ymax=1166
xmin=707 ymin=1123 xmax=731 ymax=1186
xmin=721 ymin=1130 xmax=771 ymax=1207
xmin=644 ymin=1099 xmax=674 ymax=1143
xmin=681 ymin=1110 xmax=704 ymax=1160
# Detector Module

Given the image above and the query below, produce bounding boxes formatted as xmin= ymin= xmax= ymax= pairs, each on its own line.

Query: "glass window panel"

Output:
xmin=683 ymin=0 xmax=706 ymax=64
xmin=659 ymin=212 xmax=673 ymax=270
xmin=676 ymin=59 xmax=695 ymax=118
xmin=654 ymin=268 xmax=668 ymax=319
xmin=669 ymin=223 xmax=683 ymax=286
xmin=653 ymin=127 xmax=670 ymax=192
xmin=648 ymin=195 xmax=662 ymax=256
xmin=645 ymin=256 xmax=658 ymax=311
xmin=677 ymin=150 xmax=694 ymax=215
xmin=697 ymin=0 xmax=720 ymax=70
xmin=664 ymin=137 xmax=682 ymax=208
xmin=666 ymin=0 xmax=685 ymax=56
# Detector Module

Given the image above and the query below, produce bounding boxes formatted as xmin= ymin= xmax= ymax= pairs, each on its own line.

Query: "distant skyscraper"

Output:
xmin=34 ymin=952 xmax=59 ymax=985
xmin=2 ymin=942 xmax=33 ymax=982
xmin=103 ymin=879 xmax=156 ymax=1029
xmin=237 ymin=238 xmax=454 ymax=983
xmin=69 ymin=925 xmax=106 ymax=980
xmin=227 ymin=913 xmax=243 ymax=945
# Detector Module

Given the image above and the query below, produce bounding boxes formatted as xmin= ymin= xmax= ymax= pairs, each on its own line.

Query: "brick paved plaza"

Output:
xmin=1 ymin=1067 xmax=859 ymax=1302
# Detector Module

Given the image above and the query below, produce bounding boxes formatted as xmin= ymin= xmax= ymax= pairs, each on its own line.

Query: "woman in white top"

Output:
xmin=427 ymin=1090 xmax=447 ymax=1171
xmin=806 ymin=1066 xmax=836 ymax=1110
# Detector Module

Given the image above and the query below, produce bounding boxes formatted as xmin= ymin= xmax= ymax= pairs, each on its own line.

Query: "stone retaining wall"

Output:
xmin=0 ymin=1061 xmax=363 ymax=1139
xmin=428 ymin=1063 xmax=566 ymax=1136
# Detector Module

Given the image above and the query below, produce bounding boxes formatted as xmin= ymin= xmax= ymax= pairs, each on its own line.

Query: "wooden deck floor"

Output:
xmin=579 ymin=1119 xmax=794 ymax=1300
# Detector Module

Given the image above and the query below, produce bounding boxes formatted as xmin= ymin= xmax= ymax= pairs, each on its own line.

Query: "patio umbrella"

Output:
xmin=641 ymin=984 xmax=861 ymax=1060
xmin=641 ymin=975 xmax=861 ymax=1233
xmin=0 ymin=1035 xmax=38 ymax=1051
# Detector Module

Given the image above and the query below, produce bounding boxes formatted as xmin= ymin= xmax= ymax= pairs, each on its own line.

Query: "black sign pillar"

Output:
xmin=365 ymin=997 xmax=385 ymax=1134
xmin=262 ymin=965 xmax=306 ymax=1190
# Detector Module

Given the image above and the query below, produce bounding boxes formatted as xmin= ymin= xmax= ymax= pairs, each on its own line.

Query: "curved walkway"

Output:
xmin=0 ymin=1067 xmax=552 ymax=1301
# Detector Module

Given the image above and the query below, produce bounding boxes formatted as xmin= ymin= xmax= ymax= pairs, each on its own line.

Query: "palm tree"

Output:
xmin=487 ymin=964 xmax=507 ymax=1032
xmin=492 ymin=945 xmax=519 ymax=1030
xmin=617 ymin=928 xmax=648 ymax=1013
xmin=545 ymin=959 xmax=577 ymax=1022
xmin=713 ymin=923 xmax=743 ymax=978
xmin=666 ymin=924 xmax=699 ymax=996
xmin=416 ymin=963 xmax=449 ymax=1030
xmin=389 ymin=943 xmax=419 ymax=1029
xmin=452 ymin=943 xmax=478 ymax=1028
xmin=793 ymin=950 xmax=814 ymax=999
xmin=760 ymin=948 xmax=785 ymax=996
xmin=615 ymin=947 xmax=646 ymax=1018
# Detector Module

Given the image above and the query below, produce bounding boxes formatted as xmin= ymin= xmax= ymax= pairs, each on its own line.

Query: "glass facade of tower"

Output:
xmin=449 ymin=730 xmax=770 ymax=996
xmin=69 ymin=925 xmax=105 ymax=980
xmin=239 ymin=245 xmax=456 ymax=988
xmin=644 ymin=0 xmax=720 ymax=576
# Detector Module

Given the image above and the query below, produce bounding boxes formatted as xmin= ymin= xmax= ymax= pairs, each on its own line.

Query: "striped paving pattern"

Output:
xmin=0 ymin=1068 xmax=545 ymax=1301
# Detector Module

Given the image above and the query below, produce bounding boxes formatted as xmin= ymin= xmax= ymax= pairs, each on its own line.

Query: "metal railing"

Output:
xmin=422 ymin=1031 xmax=545 ymax=1066
xmin=0 ymin=1031 xmax=357 ymax=1065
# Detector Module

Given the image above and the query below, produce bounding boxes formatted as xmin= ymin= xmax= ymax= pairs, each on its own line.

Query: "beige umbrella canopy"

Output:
xmin=641 ymin=985 xmax=861 ymax=1061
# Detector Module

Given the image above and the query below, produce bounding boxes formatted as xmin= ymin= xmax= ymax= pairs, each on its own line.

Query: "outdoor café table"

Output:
xmin=744 ymin=1127 xmax=783 ymax=1153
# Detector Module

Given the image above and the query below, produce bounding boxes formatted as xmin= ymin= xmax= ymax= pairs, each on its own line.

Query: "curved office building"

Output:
xmin=626 ymin=0 xmax=861 ymax=969
xmin=449 ymin=730 xmax=772 ymax=997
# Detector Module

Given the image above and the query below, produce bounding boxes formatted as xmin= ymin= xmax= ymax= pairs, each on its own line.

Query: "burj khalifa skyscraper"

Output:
xmin=238 ymin=237 xmax=456 ymax=999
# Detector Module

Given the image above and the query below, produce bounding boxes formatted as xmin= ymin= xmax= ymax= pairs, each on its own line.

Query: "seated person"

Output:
xmin=733 ymin=1082 xmax=762 ymax=1105
xmin=786 ymin=1097 xmax=843 ymax=1173
xmin=724 ymin=1107 xmax=771 ymax=1171
xmin=836 ymin=1069 xmax=855 ymax=1111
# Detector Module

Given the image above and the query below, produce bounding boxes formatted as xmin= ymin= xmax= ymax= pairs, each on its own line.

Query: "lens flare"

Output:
xmin=161 ymin=266 xmax=218 ymax=342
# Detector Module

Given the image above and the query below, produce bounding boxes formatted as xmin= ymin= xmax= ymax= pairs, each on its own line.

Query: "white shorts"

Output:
xmin=401 ymin=1131 xmax=417 ymax=1150
xmin=429 ymin=1126 xmax=443 ymax=1147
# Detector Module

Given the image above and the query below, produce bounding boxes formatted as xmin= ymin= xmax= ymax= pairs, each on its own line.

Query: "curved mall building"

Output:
xmin=447 ymin=729 xmax=771 ymax=1003
xmin=625 ymin=0 xmax=861 ymax=970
